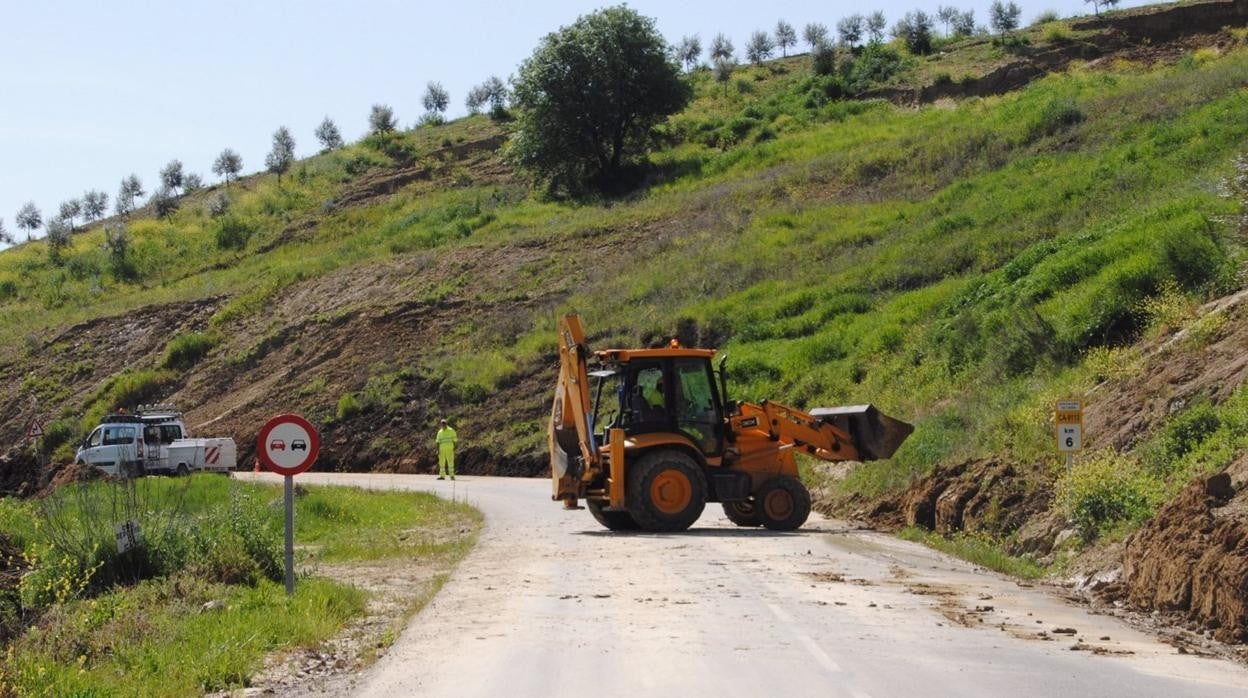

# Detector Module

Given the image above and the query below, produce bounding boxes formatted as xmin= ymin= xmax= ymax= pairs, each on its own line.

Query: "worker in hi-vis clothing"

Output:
xmin=436 ymin=418 xmax=457 ymax=480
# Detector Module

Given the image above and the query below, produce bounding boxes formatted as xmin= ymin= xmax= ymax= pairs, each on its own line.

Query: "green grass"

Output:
xmin=897 ymin=527 xmax=1048 ymax=579
xmin=0 ymin=477 xmax=482 ymax=695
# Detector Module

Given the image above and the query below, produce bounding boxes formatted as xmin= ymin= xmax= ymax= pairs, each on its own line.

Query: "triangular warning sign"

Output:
xmin=26 ymin=420 xmax=43 ymax=439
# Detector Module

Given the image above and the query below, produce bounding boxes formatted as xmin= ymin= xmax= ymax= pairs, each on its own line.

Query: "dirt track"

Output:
xmin=236 ymin=473 xmax=1248 ymax=697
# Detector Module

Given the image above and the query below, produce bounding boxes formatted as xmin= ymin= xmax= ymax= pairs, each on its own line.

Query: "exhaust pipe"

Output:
xmin=809 ymin=405 xmax=914 ymax=461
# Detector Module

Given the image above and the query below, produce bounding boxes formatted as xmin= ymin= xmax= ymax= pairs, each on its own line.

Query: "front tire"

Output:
xmin=756 ymin=476 xmax=812 ymax=531
xmin=587 ymin=500 xmax=640 ymax=531
xmin=626 ymin=450 xmax=707 ymax=532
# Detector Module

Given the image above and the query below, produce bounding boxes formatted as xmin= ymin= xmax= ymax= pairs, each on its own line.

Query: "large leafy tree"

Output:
xmin=510 ymin=6 xmax=691 ymax=195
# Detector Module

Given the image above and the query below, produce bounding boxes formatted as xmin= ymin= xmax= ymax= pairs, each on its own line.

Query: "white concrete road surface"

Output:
xmin=239 ymin=473 xmax=1248 ymax=697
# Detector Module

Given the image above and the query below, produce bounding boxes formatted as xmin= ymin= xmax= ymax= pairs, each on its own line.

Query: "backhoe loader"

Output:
xmin=549 ymin=314 xmax=914 ymax=532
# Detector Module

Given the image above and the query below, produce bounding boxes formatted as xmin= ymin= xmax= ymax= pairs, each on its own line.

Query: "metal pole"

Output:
xmin=284 ymin=474 xmax=295 ymax=595
xmin=1066 ymin=453 xmax=1074 ymax=472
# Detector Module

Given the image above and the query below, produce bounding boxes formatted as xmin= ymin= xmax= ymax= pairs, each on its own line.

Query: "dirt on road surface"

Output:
xmin=234 ymin=473 xmax=1248 ymax=697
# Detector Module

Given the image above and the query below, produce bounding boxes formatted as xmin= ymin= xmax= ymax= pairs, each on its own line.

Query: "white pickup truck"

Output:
xmin=74 ymin=405 xmax=236 ymax=477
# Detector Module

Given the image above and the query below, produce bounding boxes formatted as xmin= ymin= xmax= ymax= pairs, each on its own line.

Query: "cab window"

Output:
xmin=624 ymin=364 xmax=669 ymax=426
xmin=673 ymin=359 xmax=721 ymax=454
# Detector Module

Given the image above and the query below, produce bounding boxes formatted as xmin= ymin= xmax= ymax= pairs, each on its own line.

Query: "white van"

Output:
xmin=77 ymin=417 xmax=145 ymax=477
xmin=75 ymin=405 xmax=237 ymax=477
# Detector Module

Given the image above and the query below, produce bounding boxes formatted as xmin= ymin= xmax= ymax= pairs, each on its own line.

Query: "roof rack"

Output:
xmin=136 ymin=403 xmax=183 ymax=418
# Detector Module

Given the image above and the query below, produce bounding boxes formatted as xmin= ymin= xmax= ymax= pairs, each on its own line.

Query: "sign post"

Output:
xmin=27 ymin=418 xmax=45 ymax=468
xmin=1055 ymin=400 xmax=1083 ymax=470
xmin=256 ymin=414 xmax=320 ymax=595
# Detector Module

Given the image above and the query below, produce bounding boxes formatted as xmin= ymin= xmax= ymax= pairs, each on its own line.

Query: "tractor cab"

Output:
xmin=589 ymin=345 xmax=727 ymax=457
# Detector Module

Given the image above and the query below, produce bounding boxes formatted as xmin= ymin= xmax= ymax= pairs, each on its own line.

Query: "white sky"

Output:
xmin=0 ymin=0 xmax=1150 ymax=247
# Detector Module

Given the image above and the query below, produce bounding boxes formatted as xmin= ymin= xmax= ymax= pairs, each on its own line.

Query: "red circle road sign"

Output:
xmin=257 ymin=414 xmax=320 ymax=476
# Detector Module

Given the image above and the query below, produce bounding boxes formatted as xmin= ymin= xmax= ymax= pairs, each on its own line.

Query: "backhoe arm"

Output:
xmin=549 ymin=314 xmax=600 ymax=500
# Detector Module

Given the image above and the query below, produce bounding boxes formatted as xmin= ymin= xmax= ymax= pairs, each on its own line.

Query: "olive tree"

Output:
xmin=990 ymin=0 xmax=1022 ymax=35
xmin=150 ymin=187 xmax=179 ymax=219
xmin=45 ymin=216 xmax=71 ymax=254
xmin=0 ymin=219 xmax=10 ymax=246
xmin=1086 ymin=0 xmax=1120 ymax=16
xmin=774 ymin=20 xmax=796 ymax=57
xmin=159 ymin=159 xmax=185 ymax=194
xmin=15 ymin=202 xmax=41 ymax=241
xmin=952 ymin=10 xmax=976 ymax=36
xmin=423 ymin=82 xmax=450 ymax=120
xmin=893 ymin=11 xmax=935 ymax=55
xmin=803 ymin=23 xmax=828 ymax=51
xmin=82 ymin=190 xmax=108 ymax=221
xmin=677 ymin=35 xmax=701 ymax=72
xmin=710 ymin=33 xmax=734 ymax=62
xmin=509 ymin=6 xmax=691 ymax=195
xmin=713 ymin=57 xmax=735 ymax=93
xmin=58 ymin=199 xmax=81 ymax=231
xmin=866 ymin=11 xmax=888 ymax=44
xmin=369 ymin=104 xmax=397 ymax=135
xmin=265 ymin=126 xmax=296 ymax=181
xmin=115 ymin=175 xmax=141 ymax=216
xmin=316 ymin=116 xmax=344 ymax=151
xmin=83 ymin=190 xmax=108 ymax=219
xmin=182 ymin=173 xmax=204 ymax=194
xmin=838 ymin=14 xmax=865 ymax=47
xmin=746 ymin=30 xmax=775 ymax=65
xmin=212 ymin=149 xmax=243 ymax=186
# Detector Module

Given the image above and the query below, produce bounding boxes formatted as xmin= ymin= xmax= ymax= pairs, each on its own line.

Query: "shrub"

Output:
xmin=1029 ymin=97 xmax=1084 ymax=140
xmin=215 ymin=217 xmax=255 ymax=250
xmin=1147 ymin=400 xmax=1222 ymax=471
xmin=811 ymin=42 xmax=836 ymax=76
xmin=1158 ymin=224 xmax=1224 ymax=288
xmin=161 ymin=332 xmax=220 ymax=371
xmin=1041 ymin=22 xmax=1071 ymax=43
xmin=1055 ymin=450 xmax=1162 ymax=540
xmin=336 ymin=393 xmax=363 ymax=420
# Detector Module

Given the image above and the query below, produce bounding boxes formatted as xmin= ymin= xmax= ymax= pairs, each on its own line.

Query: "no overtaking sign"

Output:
xmin=256 ymin=413 xmax=320 ymax=595
xmin=258 ymin=414 xmax=320 ymax=475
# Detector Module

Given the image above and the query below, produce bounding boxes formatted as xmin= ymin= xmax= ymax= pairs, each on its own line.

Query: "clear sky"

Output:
xmin=0 ymin=0 xmax=1149 ymax=247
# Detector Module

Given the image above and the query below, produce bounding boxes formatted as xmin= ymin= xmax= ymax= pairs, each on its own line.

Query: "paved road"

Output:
xmin=241 ymin=473 xmax=1248 ymax=697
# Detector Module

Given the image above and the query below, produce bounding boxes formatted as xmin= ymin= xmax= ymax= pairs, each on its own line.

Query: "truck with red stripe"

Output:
xmin=74 ymin=404 xmax=237 ymax=477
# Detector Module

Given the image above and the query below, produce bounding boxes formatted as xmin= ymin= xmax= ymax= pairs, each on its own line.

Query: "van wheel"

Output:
xmin=176 ymin=464 xmax=190 ymax=477
xmin=626 ymin=450 xmax=707 ymax=533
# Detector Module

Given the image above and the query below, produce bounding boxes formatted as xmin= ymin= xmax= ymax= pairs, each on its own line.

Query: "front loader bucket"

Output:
xmin=809 ymin=405 xmax=914 ymax=461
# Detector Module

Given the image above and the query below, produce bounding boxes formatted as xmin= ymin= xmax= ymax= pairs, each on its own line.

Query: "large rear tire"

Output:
xmin=587 ymin=500 xmax=641 ymax=531
xmin=722 ymin=499 xmax=762 ymax=527
xmin=756 ymin=476 xmax=812 ymax=531
xmin=626 ymin=450 xmax=707 ymax=532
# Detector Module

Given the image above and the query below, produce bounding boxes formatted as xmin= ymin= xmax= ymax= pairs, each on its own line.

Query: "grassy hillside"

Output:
xmin=0 ymin=12 xmax=1245 ymax=507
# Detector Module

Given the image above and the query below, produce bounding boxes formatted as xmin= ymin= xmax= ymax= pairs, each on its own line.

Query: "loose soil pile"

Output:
xmin=840 ymin=290 xmax=1248 ymax=645
xmin=1115 ymin=459 xmax=1248 ymax=644
xmin=0 ymin=449 xmax=42 ymax=498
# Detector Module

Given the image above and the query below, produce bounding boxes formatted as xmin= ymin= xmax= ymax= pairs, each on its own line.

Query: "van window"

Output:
xmin=103 ymin=426 xmax=135 ymax=446
xmin=161 ymin=425 xmax=183 ymax=442
xmin=87 ymin=428 xmax=103 ymax=448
